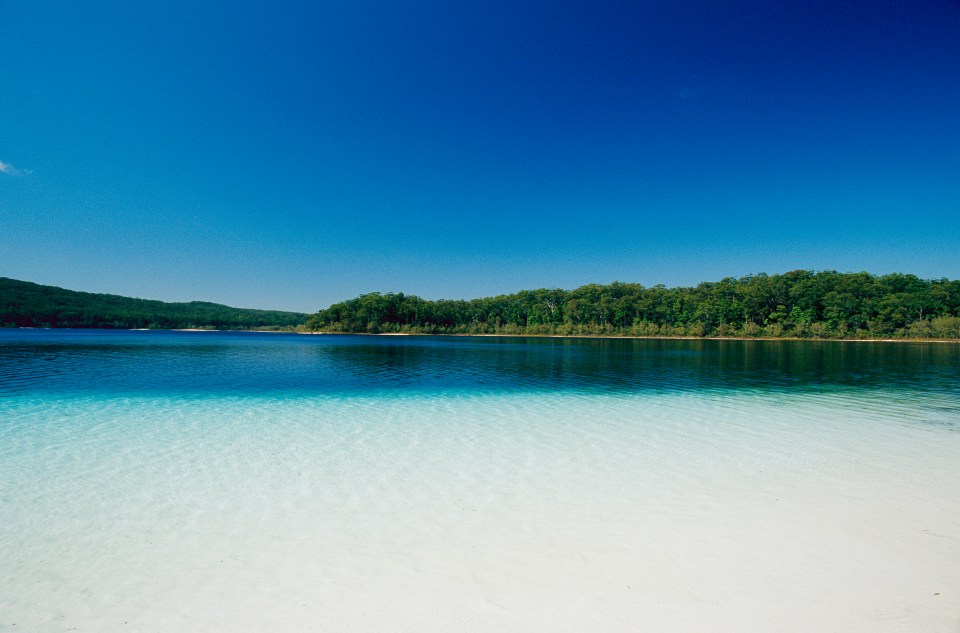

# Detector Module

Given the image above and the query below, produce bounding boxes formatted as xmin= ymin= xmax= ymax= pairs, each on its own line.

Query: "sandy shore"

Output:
xmin=300 ymin=330 xmax=959 ymax=343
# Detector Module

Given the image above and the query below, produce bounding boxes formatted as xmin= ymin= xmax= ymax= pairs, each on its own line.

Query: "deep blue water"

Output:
xmin=0 ymin=329 xmax=957 ymax=399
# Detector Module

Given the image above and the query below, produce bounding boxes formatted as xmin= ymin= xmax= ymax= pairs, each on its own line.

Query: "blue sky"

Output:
xmin=1 ymin=1 xmax=958 ymax=312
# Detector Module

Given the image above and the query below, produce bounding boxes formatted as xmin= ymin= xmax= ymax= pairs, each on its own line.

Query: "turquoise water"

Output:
xmin=1 ymin=331 xmax=958 ymax=631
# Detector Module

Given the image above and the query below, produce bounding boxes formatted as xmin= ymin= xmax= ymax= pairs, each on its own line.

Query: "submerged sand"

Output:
xmin=1 ymin=391 xmax=958 ymax=631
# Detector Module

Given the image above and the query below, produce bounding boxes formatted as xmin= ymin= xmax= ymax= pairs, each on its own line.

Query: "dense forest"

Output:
xmin=0 ymin=278 xmax=307 ymax=330
xmin=306 ymin=271 xmax=960 ymax=339
xmin=6 ymin=272 xmax=960 ymax=338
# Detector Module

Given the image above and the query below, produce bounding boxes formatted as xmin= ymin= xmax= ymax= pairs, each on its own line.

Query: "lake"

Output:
xmin=1 ymin=330 xmax=958 ymax=631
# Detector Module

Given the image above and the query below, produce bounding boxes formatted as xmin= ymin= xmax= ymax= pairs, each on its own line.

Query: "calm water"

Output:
xmin=1 ymin=330 xmax=958 ymax=632
xmin=1 ymin=328 xmax=958 ymax=399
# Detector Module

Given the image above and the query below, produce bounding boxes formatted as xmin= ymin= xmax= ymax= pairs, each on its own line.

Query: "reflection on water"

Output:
xmin=0 ymin=329 xmax=957 ymax=399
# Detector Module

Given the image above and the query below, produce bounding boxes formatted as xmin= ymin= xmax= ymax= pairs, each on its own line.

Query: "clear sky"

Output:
xmin=1 ymin=1 xmax=958 ymax=313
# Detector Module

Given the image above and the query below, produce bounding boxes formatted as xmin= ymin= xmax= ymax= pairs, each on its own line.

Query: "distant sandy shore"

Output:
xmin=299 ymin=331 xmax=959 ymax=344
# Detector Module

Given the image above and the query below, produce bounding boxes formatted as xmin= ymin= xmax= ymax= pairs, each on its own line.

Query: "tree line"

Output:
xmin=0 ymin=277 xmax=307 ymax=330
xmin=306 ymin=271 xmax=960 ymax=339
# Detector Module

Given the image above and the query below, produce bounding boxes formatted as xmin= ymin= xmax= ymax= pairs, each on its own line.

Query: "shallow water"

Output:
xmin=1 ymin=331 xmax=958 ymax=631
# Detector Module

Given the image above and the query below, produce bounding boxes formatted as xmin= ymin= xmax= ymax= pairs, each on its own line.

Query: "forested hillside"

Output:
xmin=306 ymin=271 xmax=960 ymax=339
xmin=0 ymin=278 xmax=307 ymax=330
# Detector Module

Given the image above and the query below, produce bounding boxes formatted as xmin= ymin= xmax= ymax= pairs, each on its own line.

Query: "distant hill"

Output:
xmin=0 ymin=278 xmax=308 ymax=330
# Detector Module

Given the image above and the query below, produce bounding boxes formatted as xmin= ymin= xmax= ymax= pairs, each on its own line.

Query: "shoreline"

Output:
xmin=8 ymin=326 xmax=957 ymax=343
xmin=298 ymin=330 xmax=960 ymax=344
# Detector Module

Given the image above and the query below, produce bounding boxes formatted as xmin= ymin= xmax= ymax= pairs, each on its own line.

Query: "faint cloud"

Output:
xmin=0 ymin=160 xmax=31 ymax=176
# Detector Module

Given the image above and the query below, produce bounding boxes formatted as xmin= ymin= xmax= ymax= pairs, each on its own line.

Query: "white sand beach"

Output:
xmin=2 ymin=392 xmax=958 ymax=632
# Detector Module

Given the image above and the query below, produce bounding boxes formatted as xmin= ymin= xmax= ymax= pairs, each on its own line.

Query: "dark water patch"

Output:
xmin=0 ymin=330 xmax=957 ymax=398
